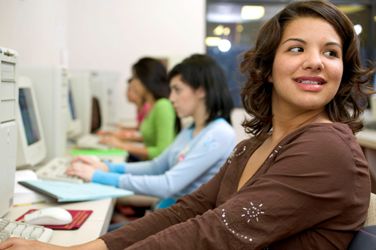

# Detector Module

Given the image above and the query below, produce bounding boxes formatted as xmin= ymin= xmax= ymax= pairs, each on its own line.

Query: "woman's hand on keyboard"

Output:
xmin=66 ymin=162 xmax=95 ymax=182
xmin=99 ymin=135 xmax=124 ymax=149
xmin=71 ymin=156 xmax=109 ymax=172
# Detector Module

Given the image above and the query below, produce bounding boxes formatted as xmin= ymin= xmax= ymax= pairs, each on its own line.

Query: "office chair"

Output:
xmin=348 ymin=193 xmax=376 ymax=250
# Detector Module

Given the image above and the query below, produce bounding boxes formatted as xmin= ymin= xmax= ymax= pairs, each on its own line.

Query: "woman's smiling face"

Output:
xmin=270 ymin=17 xmax=343 ymax=114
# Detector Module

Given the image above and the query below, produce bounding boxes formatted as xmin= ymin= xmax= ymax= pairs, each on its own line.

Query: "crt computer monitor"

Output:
xmin=16 ymin=76 xmax=47 ymax=168
xmin=69 ymin=70 xmax=94 ymax=135
xmin=18 ymin=67 xmax=69 ymax=161
xmin=90 ymin=71 xmax=119 ymax=131
xmin=70 ymin=70 xmax=118 ymax=135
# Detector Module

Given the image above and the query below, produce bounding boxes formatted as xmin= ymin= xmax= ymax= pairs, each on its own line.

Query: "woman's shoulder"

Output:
xmin=283 ymin=122 xmax=366 ymax=169
xmin=206 ymin=118 xmax=235 ymax=137
xmin=154 ymin=98 xmax=173 ymax=109
xmin=291 ymin=122 xmax=357 ymax=148
xmin=150 ymin=99 xmax=174 ymax=119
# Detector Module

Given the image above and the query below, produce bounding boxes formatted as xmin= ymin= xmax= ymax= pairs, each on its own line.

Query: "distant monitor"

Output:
xmin=0 ymin=47 xmax=18 ymax=217
xmin=90 ymin=71 xmax=120 ymax=130
xmin=90 ymin=96 xmax=102 ymax=133
xmin=68 ymin=81 xmax=77 ymax=120
xmin=16 ymin=76 xmax=47 ymax=168
xmin=69 ymin=70 xmax=93 ymax=135
xmin=66 ymin=78 xmax=82 ymax=139
xmin=69 ymin=70 xmax=119 ymax=134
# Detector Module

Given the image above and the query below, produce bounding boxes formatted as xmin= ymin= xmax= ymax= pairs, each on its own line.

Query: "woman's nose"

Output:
xmin=169 ymin=92 xmax=175 ymax=103
xmin=302 ymin=50 xmax=324 ymax=71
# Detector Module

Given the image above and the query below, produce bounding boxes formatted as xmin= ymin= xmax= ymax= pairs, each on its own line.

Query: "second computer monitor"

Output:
xmin=16 ymin=76 xmax=47 ymax=168
xmin=66 ymin=78 xmax=82 ymax=139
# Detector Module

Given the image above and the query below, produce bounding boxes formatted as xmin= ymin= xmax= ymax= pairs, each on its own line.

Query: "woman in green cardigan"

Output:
xmin=100 ymin=57 xmax=176 ymax=161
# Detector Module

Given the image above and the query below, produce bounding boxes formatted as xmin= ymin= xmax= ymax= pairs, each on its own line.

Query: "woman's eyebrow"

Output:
xmin=281 ymin=38 xmax=342 ymax=49
xmin=281 ymin=38 xmax=305 ymax=45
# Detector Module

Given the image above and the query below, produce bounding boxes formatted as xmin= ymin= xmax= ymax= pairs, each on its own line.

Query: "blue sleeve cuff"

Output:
xmin=106 ymin=162 xmax=126 ymax=173
xmin=92 ymin=170 xmax=121 ymax=187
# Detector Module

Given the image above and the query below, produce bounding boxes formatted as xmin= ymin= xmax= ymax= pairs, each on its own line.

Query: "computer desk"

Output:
xmin=6 ymin=198 xmax=115 ymax=246
xmin=6 ymin=139 xmax=129 ymax=245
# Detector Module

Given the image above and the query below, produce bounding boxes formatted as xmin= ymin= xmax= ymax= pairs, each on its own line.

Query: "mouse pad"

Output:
xmin=16 ymin=209 xmax=93 ymax=230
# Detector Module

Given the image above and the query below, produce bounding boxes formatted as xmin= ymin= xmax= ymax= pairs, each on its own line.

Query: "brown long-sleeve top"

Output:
xmin=101 ymin=123 xmax=371 ymax=250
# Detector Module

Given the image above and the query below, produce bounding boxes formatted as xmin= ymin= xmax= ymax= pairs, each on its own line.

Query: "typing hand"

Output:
xmin=66 ymin=162 xmax=95 ymax=182
xmin=71 ymin=156 xmax=109 ymax=172
xmin=96 ymin=129 xmax=114 ymax=136
xmin=117 ymin=130 xmax=140 ymax=141
xmin=99 ymin=135 xmax=123 ymax=149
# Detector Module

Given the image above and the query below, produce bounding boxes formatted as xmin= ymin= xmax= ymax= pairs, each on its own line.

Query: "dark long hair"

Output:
xmin=240 ymin=0 xmax=374 ymax=136
xmin=168 ymin=54 xmax=234 ymax=125
xmin=132 ymin=57 xmax=169 ymax=100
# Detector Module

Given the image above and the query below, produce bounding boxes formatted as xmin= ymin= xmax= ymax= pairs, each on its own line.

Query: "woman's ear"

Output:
xmin=268 ymin=74 xmax=273 ymax=83
xmin=196 ymin=86 xmax=206 ymax=99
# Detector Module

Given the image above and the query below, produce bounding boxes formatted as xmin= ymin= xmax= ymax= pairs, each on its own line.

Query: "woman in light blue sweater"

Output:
xmin=67 ymin=54 xmax=236 ymax=199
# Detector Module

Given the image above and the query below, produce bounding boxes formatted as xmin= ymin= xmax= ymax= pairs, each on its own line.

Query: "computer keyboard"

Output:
xmin=76 ymin=134 xmax=109 ymax=150
xmin=0 ymin=218 xmax=53 ymax=243
xmin=36 ymin=157 xmax=84 ymax=184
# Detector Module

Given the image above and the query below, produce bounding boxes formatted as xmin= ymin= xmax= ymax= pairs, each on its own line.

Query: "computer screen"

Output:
xmin=0 ymin=47 xmax=18 ymax=217
xmin=19 ymin=88 xmax=41 ymax=145
xmin=69 ymin=70 xmax=93 ymax=135
xmin=66 ymin=78 xmax=82 ymax=139
xmin=68 ymin=83 xmax=77 ymax=120
xmin=16 ymin=76 xmax=47 ymax=168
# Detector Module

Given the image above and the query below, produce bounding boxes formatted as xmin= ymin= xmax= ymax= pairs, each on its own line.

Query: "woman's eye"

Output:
xmin=172 ymin=87 xmax=180 ymax=94
xmin=289 ymin=47 xmax=303 ymax=53
xmin=324 ymin=50 xmax=339 ymax=58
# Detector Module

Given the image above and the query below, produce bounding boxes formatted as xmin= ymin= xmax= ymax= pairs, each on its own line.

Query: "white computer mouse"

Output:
xmin=24 ymin=207 xmax=73 ymax=225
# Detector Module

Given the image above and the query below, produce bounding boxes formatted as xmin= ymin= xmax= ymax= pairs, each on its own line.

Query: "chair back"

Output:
xmin=365 ymin=192 xmax=376 ymax=226
xmin=348 ymin=193 xmax=376 ymax=249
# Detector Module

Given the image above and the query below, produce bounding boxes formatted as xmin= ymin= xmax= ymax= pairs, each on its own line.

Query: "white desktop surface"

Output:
xmin=6 ymin=198 xmax=114 ymax=246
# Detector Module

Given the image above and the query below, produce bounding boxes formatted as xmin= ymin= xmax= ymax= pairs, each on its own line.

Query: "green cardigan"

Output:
xmin=139 ymin=98 xmax=176 ymax=159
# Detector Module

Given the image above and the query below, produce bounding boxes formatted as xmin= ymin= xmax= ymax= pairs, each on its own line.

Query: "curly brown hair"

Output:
xmin=240 ymin=0 xmax=375 ymax=137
